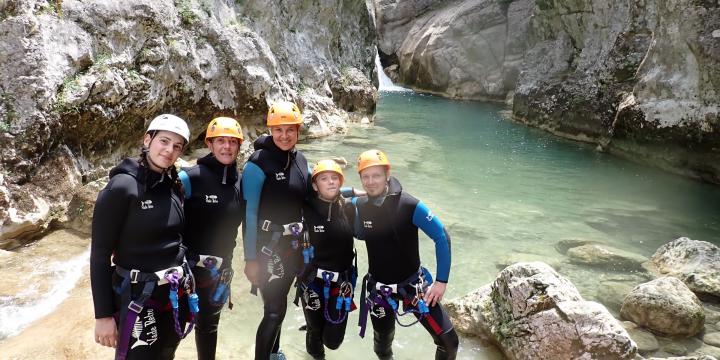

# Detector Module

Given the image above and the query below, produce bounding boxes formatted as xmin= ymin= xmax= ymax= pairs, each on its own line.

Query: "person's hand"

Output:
xmin=244 ymin=260 xmax=260 ymax=285
xmin=424 ymin=281 xmax=447 ymax=307
xmin=95 ymin=317 xmax=118 ymax=348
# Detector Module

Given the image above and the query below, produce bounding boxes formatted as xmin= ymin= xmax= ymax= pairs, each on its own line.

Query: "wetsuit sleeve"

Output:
xmin=340 ymin=187 xmax=355 ymax=197
xmin=412 ymin=201 xmax=451 ymax=283
xmin=89 ymin=175 xmax=132 ymax=319
xmin=351 ymin=197 xmax=364 ymax=240
xmin=242 ymin=161 xmax=265 ymax=261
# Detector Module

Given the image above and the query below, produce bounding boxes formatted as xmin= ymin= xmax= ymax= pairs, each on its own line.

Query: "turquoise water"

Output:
xmin=185 ymin=91 xmax=720 ymax=359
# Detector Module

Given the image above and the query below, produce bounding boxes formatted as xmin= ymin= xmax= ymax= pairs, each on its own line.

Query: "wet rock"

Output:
xmin=443 ymin=284 xmax=493 ymax=341
xmin=622 ymin=321 xmax=659 ymax=354
xmin=566 ymin=244 xmax=648 ymax=271
xmin=597 ymin=281 xmax=636 ymax=313
xmin=704 ymin=333 xmax=720 ymax=348
xmin=554 ymin=239 xmax=598 ymax=255
xmin=330 ymin=67 xmax=378 ymax=115
xmin=661 ymin=342 xmax=690 ymax=356
xmin=695 ymin=345 xmax=720 ymax=359
xmin=648 ymin=237 xmax=720 ymax=299
xmin=447 ymin=261 xmax=637 ymax=359
xmin=621 ymin=277 xmax=705 ymax=337
xmin=495 ymin=252 xmax=562 ymax=271
xmin=63 ymin=178 xmax=107 ymax=235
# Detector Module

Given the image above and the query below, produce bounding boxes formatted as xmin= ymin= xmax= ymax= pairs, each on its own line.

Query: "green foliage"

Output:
xmin=0 ymin=120 xmax=9 ymax=133
xmin=36 ymin=1 xmax=60 ymax=16
xmin=177 ymin=0 xmax=197 ymax=25
xmin=93 ymin=53 xmax=111 ymax=72
xmin=54 ymin=75 xmax=81 ymax=114
xmin=126 ymin=69 xmax=143 ymax=85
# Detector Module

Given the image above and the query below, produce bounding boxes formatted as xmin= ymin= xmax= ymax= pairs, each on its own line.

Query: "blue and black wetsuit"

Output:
xmin=298 ymin=195 xmax=356 ymax=358
xmin=242 ymin=135 xmax=310 ymax=359
xmin=180 ymin=153 xmax=244 ymax=360
xmin=90 ymin=158 xmax=189 ymax=360
xmin=354 ymin=176 xmax=458 ymax=360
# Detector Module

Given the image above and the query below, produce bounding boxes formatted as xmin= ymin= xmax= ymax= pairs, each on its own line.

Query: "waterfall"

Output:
xmin=375 ymin=50 xmax=409 ymax=92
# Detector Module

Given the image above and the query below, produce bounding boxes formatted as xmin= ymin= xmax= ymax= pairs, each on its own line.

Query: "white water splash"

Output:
xmin=375 ymin=50 xmax=410 ymax=92
xmin=0 ymin=248 xmax=90 ymax=339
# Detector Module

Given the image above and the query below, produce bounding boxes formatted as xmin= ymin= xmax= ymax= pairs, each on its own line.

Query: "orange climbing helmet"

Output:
xmin=312 ymin=159 xmax=344 ymax=185
xmin=205 ymin=117 xmax=244 ymax=141
xmin=266 ymin=101 xmax=302 ymax=126
xmin=357 ymin=149 xmax=390 ymax=173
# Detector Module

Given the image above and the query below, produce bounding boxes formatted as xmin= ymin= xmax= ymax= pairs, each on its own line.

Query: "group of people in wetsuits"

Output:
xmin=90 ymin=101 xmax=459 ymax=360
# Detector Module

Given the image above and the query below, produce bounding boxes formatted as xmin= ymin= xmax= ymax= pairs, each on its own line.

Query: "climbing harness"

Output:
xmin=114 ymin=262 xmax=198 ymax=360
xmin=250 ymin=220 xmax=304 ymax=295
xmin=358 ymin=267 xmax=435 ymax=338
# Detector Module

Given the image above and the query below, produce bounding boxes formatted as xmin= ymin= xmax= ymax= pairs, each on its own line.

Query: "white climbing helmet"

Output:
xmin=147 ymin=114 xmax=190 ymax=143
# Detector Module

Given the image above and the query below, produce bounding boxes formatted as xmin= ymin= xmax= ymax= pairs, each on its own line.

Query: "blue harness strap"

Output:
xmin=178 ymin=170 xmax=191 ymax=199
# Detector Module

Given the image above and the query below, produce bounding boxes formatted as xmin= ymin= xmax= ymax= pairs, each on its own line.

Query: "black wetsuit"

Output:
xmin=90 ymin=158 xmax=188 ymax=360
xmin=180 ymin=154 xmax=244 ymax=360
xmin=354 ymin=176 xmax=458 ymax=360
xmin=242 ymin=135 xmax=310 ymax=359
xmin=298 ymin=196 xmax=356 ymax=358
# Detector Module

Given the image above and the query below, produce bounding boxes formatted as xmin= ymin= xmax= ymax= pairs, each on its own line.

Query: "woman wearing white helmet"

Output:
xmin=90 ymin=114 xmax=199 ymax=360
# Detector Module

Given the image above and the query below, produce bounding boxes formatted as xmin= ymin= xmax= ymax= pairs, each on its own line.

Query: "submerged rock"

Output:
xmin=446 ymin=261 xmax=637 ymax=360
xmin=566 ymin=244 xmax=648 ymax=271
xmin=648 ymin=237 xmax=720 ymax=299
xmin=621 ymin=277 xmax=705 ymax=338
xmin=622 ymin=321 xmax=659 ymax=355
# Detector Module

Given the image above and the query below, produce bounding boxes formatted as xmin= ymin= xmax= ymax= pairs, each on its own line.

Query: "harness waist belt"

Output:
xmin=116 ymin=265 xmax=185 ymax=286
xmin=260 ymin=219 xmax=303 ymax=236
xmin=316 ymin=268 xmax=341 ymax=283
xmin=197 ymin=254 xmax=224 ymax=269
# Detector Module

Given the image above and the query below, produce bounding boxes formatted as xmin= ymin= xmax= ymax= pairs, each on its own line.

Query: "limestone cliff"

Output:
xmin=0 ymin=0 xmax=378 ymax=248
xmin=374 ymin=0 xmax=720 ymax=184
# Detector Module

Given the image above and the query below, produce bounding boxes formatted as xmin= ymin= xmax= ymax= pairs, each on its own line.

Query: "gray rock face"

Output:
xmin=373 ymin=0 xmax=720 ymax=184
xmin=0 ymin=0 xmax=377 ymax=248
xmin=649 ymin=237 xmax=720 ymax=299
xmin=446 ymin=261 xmax=637 ymax=360
xmin=374 ymin=0 xmax=532 ymax=100
xmin=621 ymin=277 xmax=705 ymax=337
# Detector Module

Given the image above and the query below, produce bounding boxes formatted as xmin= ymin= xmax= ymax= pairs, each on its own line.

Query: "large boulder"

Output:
xmin=446 ymin=261 xmax=637 ymax=360
xmin=0 ymin=0 xmax=378 ymax=248
xmin=620 ymin=277 xmax=705 ymax=337
xmin=374 ymin=0 xmax=533 ymax=100
xmin=648 ymin=237 xmax=720 ymax=299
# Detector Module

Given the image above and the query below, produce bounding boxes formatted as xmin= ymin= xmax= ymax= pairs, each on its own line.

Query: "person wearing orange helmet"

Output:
xmin=242 ymin=100 xmax=310 ymax=359
xmin=178 ymin=116 xmax=245 ymax=360
xmin=294 ymin=159 xmax=357 ymax=359
xmin=91 ymin=114 xmax=197 ymax=360
xmin=354 ymin=150 xmax=458 ymax=360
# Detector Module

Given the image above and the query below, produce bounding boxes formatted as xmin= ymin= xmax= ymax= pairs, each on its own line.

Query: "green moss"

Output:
xmin=176 ymin=0 xmax=197 ymax=25
xmin=54 ymin=75 xmax=81 ymax=114
xmin=93 ymin=53 xmax=111 ymax=72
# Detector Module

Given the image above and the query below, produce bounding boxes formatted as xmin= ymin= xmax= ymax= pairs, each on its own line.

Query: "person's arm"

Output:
xmin=241 ymin=161 xmax=265 ymax=261
xmin=412 ymin=201 xmax=452 ymax=306
xmin=90 ymin=174 xmax=132 ymax=347
xmin=241 ymin=161 xmax=265 ymax=285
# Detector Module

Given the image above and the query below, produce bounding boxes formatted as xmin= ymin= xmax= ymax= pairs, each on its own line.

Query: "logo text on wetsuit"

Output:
xmin=426 ymin=211 xmax=434 ymax=222
xmin=140 ymin=200 xmax=154 ymax=209
xmin=275 ymin=172 xmax=286 ymax=180
xmin=205 ymin=194 xmax=218 ymax=203
xmin=313 ymin=225 xmax=325 ymax=232
xmin=363 ymin=221 xmax=373 ymax=229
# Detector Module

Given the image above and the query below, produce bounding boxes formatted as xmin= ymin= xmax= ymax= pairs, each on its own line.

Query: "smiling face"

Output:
xmin=270 ymin=124 xmax=299 ymax=151
xmin=359 ymin=165 xmax=389 ymax=197
xmin=312 ymin=171 xmax=342 ymax=201
xmin=143 ymin=130 xmax=185 ymax=172
xmin=206 ymin=136 xmax=240 ymax=165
